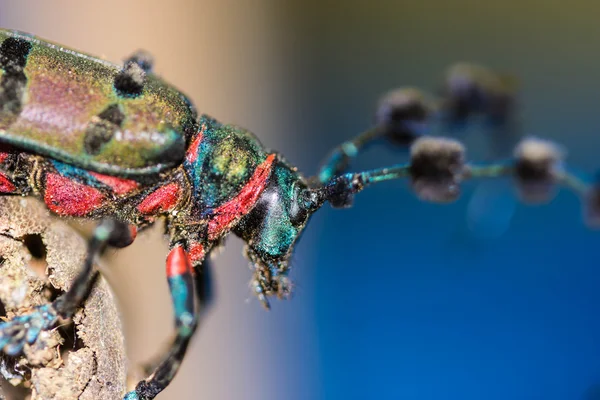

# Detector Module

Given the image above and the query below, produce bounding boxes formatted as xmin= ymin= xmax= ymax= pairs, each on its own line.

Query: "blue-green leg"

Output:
xmin=139 ymin=256 xmax=212 ymax=377
xmin=194 ymin=257 xmax=213 ymax=311
xmin=124 ymin=242 xmax=199 ymax=400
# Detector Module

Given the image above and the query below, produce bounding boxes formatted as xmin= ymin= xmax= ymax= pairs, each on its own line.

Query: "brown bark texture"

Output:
xmin=0 ymin=197 xmax=126 ymax=399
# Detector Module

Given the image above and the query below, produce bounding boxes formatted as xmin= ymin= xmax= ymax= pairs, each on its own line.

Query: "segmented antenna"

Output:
xmin=316 ymin=62 xmax=598 ymax=229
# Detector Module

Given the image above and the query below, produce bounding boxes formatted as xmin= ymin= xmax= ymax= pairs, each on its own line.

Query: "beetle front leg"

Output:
xmin=139 ymin=254 xmax=213 ymax=377
xmin=251 ymin=271 xmax=292 ymax=310
xmin=194 ymin=257 xmax=214 ymax=310
xmin=0 ymin=219 xmax=129 ymax=355
xmin=249 ymin=256 xmax=293 ymax=310
xmin=125 ymin=242 xmax=200 ymax=400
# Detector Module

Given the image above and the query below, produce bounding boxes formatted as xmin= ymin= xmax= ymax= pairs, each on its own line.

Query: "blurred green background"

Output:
xmin=2 ymin=1 xmax=600 ymax=399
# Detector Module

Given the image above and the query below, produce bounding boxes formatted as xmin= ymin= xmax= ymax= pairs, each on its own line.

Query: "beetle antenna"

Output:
xmin=315 ymin=136 xmax=596 ymax=228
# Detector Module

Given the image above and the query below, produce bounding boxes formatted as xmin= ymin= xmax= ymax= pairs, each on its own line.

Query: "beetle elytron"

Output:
xmin=0 ymin=29 xmax=595 ymax=399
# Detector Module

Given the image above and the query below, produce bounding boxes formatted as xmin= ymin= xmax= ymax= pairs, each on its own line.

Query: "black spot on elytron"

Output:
xmin=84 ymin=104 xmax=125 ymax=155
xmin=157 ymin=130 xmax=186 ymax=164
xmin=0 ymin=37 xmax=31 ymax=73
xmin=84 ymin=119 xmax=116 ymax=155
xmin=0 ymin=37 xmax=32 ymax=115
xmin=97 ymin=103 xmax=125 ymax=127
xmin=114 ymin=61 xmax=146 ymax=98
xmin=124 ymin=49 xmax=154 ymax=73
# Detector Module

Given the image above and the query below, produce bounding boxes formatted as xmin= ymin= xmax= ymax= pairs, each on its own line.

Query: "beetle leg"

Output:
xmin=0 ymin=151 xmax=31 ymax=195
xmin=251 ymin=267 xmax=272 ymax=310
xmin=0 ymin=219 xmax=128 ymax=356
xmin=139 ymin=255 xmax=213 ymax=377
xmin=248 ymin=259 xmax=293 ymax=310
xmin=194 ymin=257 xmax=214 ymax=311
xmin=186 ymin=240 xmax=213 ymax=311
xmin=125 ymin=241 xmax=201 ymax=400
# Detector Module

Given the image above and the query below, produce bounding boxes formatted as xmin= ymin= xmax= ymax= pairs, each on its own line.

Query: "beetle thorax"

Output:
xmin=183 ymin=117 xmax=268 ymax=211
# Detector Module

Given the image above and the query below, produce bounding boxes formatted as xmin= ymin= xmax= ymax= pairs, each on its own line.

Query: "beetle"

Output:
xmin=0 ymin=29 xmax=596 ymax=399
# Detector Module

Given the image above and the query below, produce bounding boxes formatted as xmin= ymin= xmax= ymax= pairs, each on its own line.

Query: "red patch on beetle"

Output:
xmin=187 ymin=242 xmax=205 ymax=266
xmin=44 ymin=173 xmax=106 ymax=216
xmin=0 ymin=144 xmax=15 ymax=163
xmin=185 ymin=123 xmax=206 ymax=164
xmin=166 ymin=245 xmax=193 ymax=277
xmin=114 ymin=224 xmax=138 ymax=248
xmin=136 ymin=183 xmax=181 ymax=215
xmin=207 ymin=154 xmax=275 ymax=240
xmin=89 ymin=172 xmax=139 ymax=195
xmin=0 ymin=172 xmax=15 ymax=193
xmin=129 ymin=225 xmax=138 ymax=242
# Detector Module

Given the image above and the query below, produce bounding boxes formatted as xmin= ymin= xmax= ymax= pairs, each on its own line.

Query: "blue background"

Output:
xmin=281 ymin=2 xmax=600 ymax=399
xmin=3 ymin=1 xmax=600 ymax=399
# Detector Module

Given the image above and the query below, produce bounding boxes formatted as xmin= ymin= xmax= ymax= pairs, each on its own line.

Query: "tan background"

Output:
xmin=0 ymin=1 xmax=320 ymax=399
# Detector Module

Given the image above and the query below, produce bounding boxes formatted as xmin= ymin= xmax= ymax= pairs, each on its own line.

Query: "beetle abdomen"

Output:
xmin=0 ymin=29 xmax=197 ymax=177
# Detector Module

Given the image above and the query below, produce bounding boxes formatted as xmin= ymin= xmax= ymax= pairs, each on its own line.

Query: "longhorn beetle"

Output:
xmin=0 ymin=29 xmax=597 ymax=399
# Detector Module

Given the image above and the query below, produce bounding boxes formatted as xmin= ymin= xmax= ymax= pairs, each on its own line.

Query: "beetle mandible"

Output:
xmin=0 ymin=29 xmax=596 ymax=399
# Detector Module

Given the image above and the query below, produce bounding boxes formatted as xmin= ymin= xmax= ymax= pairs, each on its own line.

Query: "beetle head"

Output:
xmin=233 ymin=158 xmax=322 ymax=304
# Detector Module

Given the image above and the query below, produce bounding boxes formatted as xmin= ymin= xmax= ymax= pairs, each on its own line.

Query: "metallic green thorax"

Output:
xmin=184 ymin=116 xmax=267 ymax=210
xmin=0 ymin=29 xmax=197 ymax=177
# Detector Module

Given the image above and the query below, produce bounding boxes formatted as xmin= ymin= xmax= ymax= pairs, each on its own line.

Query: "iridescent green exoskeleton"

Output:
xmin=0 ymin=29 xmax=196 ymax=177
xmin=0 ymin=29 xmax=596 ymax=400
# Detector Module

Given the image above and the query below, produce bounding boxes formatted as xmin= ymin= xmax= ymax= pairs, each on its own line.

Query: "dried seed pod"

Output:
xmin=513 ymin=138 xmax=564 ymax=203
xmin=409 ymin=136 xmax=466 ymax=202
xmin=442 ymin=62 xmax=516 ymax=126
xmin=374 ymin=88 xmax=432 ymax=145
